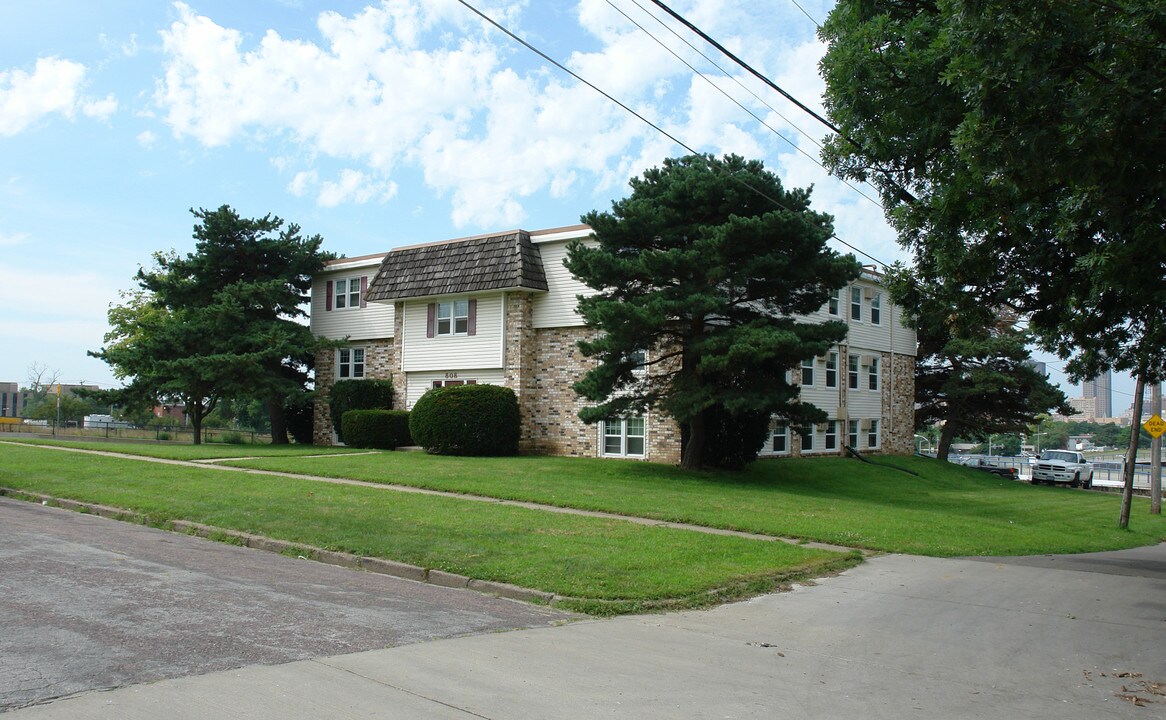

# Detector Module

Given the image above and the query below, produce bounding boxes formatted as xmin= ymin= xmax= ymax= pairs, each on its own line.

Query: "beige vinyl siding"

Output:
xmin=310 ymin=273 xmax=394 ymax=341
xmin=400 ymin=294 xmax=504 ymax=372
xmin=531 ymin=239 xmax=596 ymax=329
xmin=404 ymin=369 xmax=507 ymax=409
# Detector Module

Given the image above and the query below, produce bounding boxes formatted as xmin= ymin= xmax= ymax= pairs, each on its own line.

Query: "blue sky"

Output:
xmin=0 ymin=1 xmax=1128 ymax=408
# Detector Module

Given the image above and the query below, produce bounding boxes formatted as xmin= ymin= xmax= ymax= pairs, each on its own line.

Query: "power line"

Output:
xmin=647 ymin=1 xmax=848 ymax=146
xmin=787 ymin=0 xmax=823 ymax=29
xmin=647 ymin=0 xmax=918 ymax=205
xmin=612 ymin=0 xmax=884 ymax=209
xmin=451 ymin=0 xmax=891 ymax=268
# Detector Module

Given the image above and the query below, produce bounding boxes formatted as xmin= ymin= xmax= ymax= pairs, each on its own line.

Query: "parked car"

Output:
xmin=1031 ymin=450 xmax=1093 ymax=488
xmin=953 ymin=456 xmax=1019 ymax=479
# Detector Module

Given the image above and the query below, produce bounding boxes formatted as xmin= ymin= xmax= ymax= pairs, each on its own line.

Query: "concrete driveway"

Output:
xmin=5 ymin=496 xmax=1165 ymax=718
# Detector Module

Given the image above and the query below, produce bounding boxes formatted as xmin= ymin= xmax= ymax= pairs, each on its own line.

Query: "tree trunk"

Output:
xmin=1119 ymin=375 xmax=1145 ymax=529
xmin=936 ymin=422 xmax=958 ymax=462
xmin=681 ymin=409 xmax=706 ymax=470
xmin=190 ymin=411 xmax=203 ymax=445
xmin=267 ymin=398 xmax=289 ymax=445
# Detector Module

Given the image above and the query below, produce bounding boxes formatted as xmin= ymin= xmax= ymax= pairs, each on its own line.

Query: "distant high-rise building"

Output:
xmin=1082 ymin=370 xmax=1112 ymax=419
xmin=1027 ymin=360 xmax=1047 ymax=377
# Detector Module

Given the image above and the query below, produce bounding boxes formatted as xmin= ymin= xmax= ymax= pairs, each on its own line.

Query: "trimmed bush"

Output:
xmin=341 ymin=409 xmax=413 ymax=450
xmin=329 ymin=379 xmax=394 ymax=442
xmin=409 ymin=384 xmax=520 ymax=456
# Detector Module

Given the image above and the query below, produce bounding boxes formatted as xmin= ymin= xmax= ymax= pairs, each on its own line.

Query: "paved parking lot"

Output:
xmin=0 ymin=498 xmax=575 ymax=711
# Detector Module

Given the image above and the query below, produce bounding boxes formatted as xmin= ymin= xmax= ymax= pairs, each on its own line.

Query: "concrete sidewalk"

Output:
xmin=11 ymin=546 xmax=1165 ymax=719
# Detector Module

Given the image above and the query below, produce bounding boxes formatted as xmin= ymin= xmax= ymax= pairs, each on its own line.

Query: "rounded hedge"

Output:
xmin=329 ymin=378 xmax=394 ymax=441
xmin=341 ymin=409 xmax=412 ymax=450
xmin=409 ymin=384 xmax=520 ymax=456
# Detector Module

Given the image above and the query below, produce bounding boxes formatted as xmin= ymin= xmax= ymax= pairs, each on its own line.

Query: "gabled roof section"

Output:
xmin=365 ymin=230 xmax=549 ymax=302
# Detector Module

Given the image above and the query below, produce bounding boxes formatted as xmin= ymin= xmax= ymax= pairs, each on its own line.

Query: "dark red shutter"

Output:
xmin=467 ymin=299 xmax=477 ymax=336
xmin=426 ymin=303 xmax=436 ymax=338
xmin=359 ymin=276 xmax=368 ymax=308
xmin=325 ymin=281 xmax=333 ymax=311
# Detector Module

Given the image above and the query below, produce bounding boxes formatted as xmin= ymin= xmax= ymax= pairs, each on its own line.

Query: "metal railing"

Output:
xmin=940 ymin=452 xmax=1162 ymax=493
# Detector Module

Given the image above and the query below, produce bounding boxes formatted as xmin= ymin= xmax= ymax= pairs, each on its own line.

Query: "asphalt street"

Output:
xmin=0 ymin=497 xmax=575 ymax=712
xmin=3 ymin=496 xmax=1165 ymax=718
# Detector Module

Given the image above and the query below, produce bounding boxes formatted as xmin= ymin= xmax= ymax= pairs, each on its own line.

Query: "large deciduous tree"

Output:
xmin=92 ymin=206 xmax=333 ymax=444
xmin=819 ymin=0 xmax=1166 ymax=524
xmin=886 ymin=265 xmax=1072 ymax=461
xmin=566 ymin=154 xmax=860 ymax=470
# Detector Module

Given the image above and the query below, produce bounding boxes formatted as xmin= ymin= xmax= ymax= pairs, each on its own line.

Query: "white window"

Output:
xmin=848 ymin=419 xmax=860 ymax=449
xmin=824 ymin=421 xmax=838 ymax=451
xmin=870 ymin=292 xmax=882 ymax=325
xmin=848 ymin=354 xmax=860 ymax=390
xmin=827 ymin=289 xmax=841 ymax=316
xmin=850 ymin=286 xmax=862 ymax=321
xmin=437 ymin=299 xmax=470 ymax=336
xmin=825 ymin=352 xmax=838 ymax=388
xmin=799 ymin=424 xmax=815 ymax=452
xmin=338 ymin=347 xmax=365 ymax=379
xmin=771 ymin=421 xmax=789 ymax=454
xmin=801 ymin=358 xmax=815 ymax=387
xmin=628 ymin=348 xmax=647 ymax=377
xmin=868 ymin=356 xmax=880 ymax=391
xmin=334 ymin=277 xmax=362 ymax=310
xmin=868 ymin=419 xmax=880 ymax=449
xmin=432 ymin=379 xmax=476 ymax=388
xmin=603 ymin=417 xmax=645 ymax=457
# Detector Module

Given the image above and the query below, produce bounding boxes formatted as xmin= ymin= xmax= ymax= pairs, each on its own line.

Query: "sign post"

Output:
xmin=1148 ymin=385 xmax=1163 ymax=515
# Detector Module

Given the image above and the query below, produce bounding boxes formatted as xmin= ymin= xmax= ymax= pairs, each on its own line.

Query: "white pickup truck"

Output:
xmin=1031 ymin=450 xmax=1093 ymax=488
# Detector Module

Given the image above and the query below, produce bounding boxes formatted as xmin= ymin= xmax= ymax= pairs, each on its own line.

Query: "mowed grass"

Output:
xmin=211 ymin=450 xmax=1166 ymax=556
xmin=0 ymin=442 xmax=854 ymax=615
xmin=6 ymin=438 xmax=366 ymax=460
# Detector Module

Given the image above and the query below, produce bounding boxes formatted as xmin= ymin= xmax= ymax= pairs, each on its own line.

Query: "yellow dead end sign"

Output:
xmin=1144 ymin=414 xmax=1166 ymax=439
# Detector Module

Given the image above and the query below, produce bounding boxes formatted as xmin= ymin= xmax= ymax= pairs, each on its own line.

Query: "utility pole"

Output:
xmin=1152 ymin=382 xmax=1162 ymax=515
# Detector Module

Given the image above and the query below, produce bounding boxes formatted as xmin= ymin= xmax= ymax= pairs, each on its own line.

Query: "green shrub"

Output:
xmin=284 ymin=394 xmax=315 ymax=445
xmin=694 ymin=406 xmax=772 ymax=470
xmin=342 ymin=409 xmax=413 ymax=450
xmin=409 ymin=384 xmax=520 ymax=456
xmin=329 ymin=379 xmax=394 ymax=442
xmin=219 ymin=431 xmax=245 ymax=445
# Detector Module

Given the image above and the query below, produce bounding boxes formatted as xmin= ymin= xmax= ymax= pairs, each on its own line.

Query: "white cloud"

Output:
xmin=316 ymin=169 xmax=397 ymax=207
xmin=0 ymin=57 xmax=87 ymax=136
xmin=288 ymin=169 xmax=318 ymax=197
xmin=82 ymin=94 xmax=119 ymax=121
xmin=151 ymin=0 xmax=896 ymax=257
xmin=137 ymin=130 xmax=157 ymax=148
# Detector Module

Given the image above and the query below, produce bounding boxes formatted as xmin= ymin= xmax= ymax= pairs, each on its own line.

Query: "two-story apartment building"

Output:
xmin=309 ymin=224 xmax=916 ymax=461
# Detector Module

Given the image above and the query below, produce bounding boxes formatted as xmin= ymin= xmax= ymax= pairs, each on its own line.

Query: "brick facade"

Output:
xmin=882 ymin=351 xmax=916 ymax=455
xmin=312 ymin=338 xmax=394 ymax=445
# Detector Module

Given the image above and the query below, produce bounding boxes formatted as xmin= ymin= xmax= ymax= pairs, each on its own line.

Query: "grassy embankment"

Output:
xmin=2 ymin=440 xmax=1163 ymax=614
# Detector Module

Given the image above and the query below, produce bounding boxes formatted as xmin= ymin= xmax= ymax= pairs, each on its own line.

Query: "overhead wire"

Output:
xmin=451 ymin=0 xmax=891 ymax=268
xmin=611 ymin=0 xmax=884 ymax=209
xmin=646 ymin=0 xmax=918 ymax=205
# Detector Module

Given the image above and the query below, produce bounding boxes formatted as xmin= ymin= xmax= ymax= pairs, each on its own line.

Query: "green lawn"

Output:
xmin=4 ymin=438 xmax=367 ymax=460
xmin=3 ymin=439 xmax=1164 ymax=614
xmin=212 ymin=449 xmax=1166 ymax=556
xmin=0 ymin=442 xmax=853 ymax=615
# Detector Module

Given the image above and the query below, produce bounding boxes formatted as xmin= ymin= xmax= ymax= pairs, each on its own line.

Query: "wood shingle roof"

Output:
xmin=365 ymin=230 xmax=549 ymax=302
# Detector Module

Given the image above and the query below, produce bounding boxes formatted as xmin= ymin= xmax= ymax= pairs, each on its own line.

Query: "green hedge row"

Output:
xmin=329 ymin=379 xmax=394 ymax=442
xmin=340 ymin=409 xmax=412 ymax=450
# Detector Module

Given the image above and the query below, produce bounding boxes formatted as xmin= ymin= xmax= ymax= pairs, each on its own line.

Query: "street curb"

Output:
xmin=0 ymin=488 xmax=561 ymax=608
